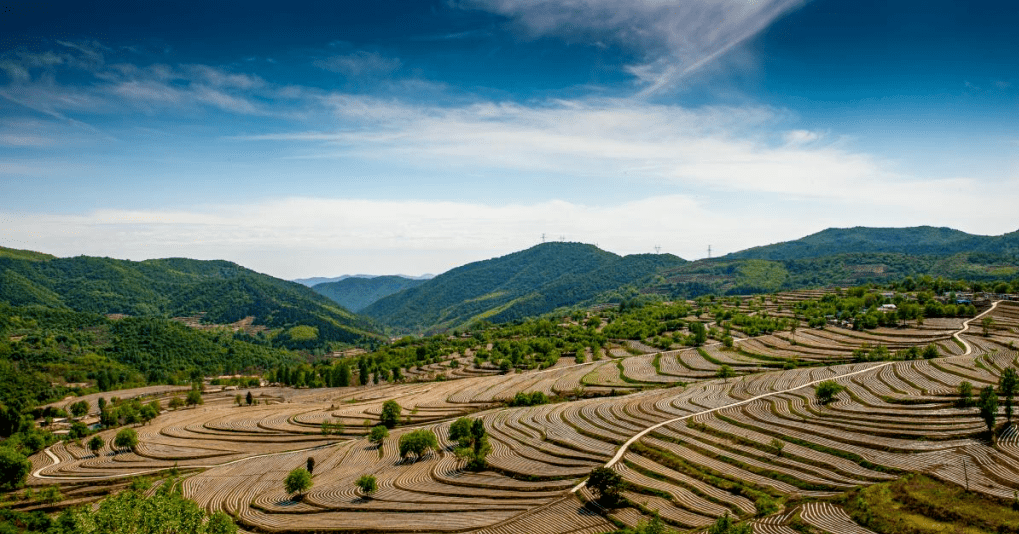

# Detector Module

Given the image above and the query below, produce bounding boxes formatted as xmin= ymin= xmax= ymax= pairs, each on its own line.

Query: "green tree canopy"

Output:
xmin=114 ymin=428 xmax=138 ymax=452
xmin=0 ymin=446 xmax=31 ymax=491
xmin=284 ymin=467 xmax=312 ymax=499
xmin=398 ymin=429 xmax=438 ymax=461
xmin=380 ymin=400 xmax=401 ymax=429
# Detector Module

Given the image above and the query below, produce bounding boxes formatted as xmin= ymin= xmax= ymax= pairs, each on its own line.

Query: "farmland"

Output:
xmin=14 ymin=293 xmax=1019 ymax=533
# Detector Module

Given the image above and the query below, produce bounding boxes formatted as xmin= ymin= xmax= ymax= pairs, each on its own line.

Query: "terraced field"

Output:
xmin=26 ymin=296 xmax=1019 ymax=534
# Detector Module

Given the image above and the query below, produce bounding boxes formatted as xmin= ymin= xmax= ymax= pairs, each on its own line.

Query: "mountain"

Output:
xmin=294 ymin=273 xmax=434 ymax=287
xmin=312 ymin=275 xmax=428 ymax=312
xmin=0 ymin=254 xmax=381 ymax=348
xmin=361 ymin=242 xmax=686 ymax=333
xmin=0 ymin=245 xmax=57 ymax=262
xmin=725 ymin=226 xmax=1019 ymax=261
xmin=656 ymin=251 xmax=1019 ymax=299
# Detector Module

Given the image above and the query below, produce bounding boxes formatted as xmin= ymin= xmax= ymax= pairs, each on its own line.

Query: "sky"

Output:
xmin=1 ymin=0 xmax=1017 ymax=279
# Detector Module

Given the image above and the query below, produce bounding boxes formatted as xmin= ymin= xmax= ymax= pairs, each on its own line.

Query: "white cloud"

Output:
xmin=461 ymin=0 xmax=804 ymax=94
xmin=314 ymin=51 xmax=402 ymax=78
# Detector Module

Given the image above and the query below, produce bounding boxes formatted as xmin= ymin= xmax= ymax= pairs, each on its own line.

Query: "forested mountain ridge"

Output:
xmin=312 ymin=275 xmax=427 ymax=312
xmin=361 ymin=242 xmax=686 ymax=333
xmin=0 ymin=254 xmax=382 ymax=347
xmin=725 ymin=226 xmax=1019 ymax=261
xmin=657 ymin=251 xmax=1019 ymax=299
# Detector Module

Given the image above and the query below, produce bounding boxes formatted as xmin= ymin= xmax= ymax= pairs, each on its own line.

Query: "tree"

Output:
xmin=246 ymin=391 xmax=254 ymax=406
xmin=185 ymin=388 xmax=203 ymax=408
xmin=982 ymin=316 xmax=995 ymax=337
xmin=1000 ymin=367 xmax=1018 ymax=424
xmin=921 ymin=344 xmax=939 ymax=359
xmin=449 ymin=417 xmax=490 ymax=470
xmin=398 ymin=429 xmax=438 ymax=461
xmin=88 ymin=435 xmax=104 ymax=457
xmin=635 ymin=511 xmax=672 ymax=534
xmin=284 ymin=467 xmax=312 ymax=500
xmin=0 ymin=446 xmax=31 ymax=490
xmin=770 ymin=438 xmax=785 ymax=457
xmin=689 ymin=322 xmax=707 ymax=346
xmin=114 ymin=428 xmax=138 ymax=453
xmin=707 ymin=512 xmax=752 ymax=534
xmin=586 ymin=467 xmax=623 ymax=506
xmin=956 ymin=381 xmax=974 ymax=408
xmin=356 ymin=474 xmax=377 ymax=497
xmin=815 ymin=380 xmax=845 ymax=405
xmin=369 ymin=425 xmax=389 ymax=446
xmin=168 ymin=396 xmax=184 ymax=410
xmin=306 ymin=457 xmax=315 ymax=475
xmin=716 ymin=365 xmax=735 ymax=383
xmin=140 ymin=404 xmax=158 ymax=425
xmin=70 ymin=400 xmax=90 ymax=419
xmin=979 ymin=385 xmax=999 ymax=439
xmin=380 ymin=400 xmax=401 ymax=429
xmin=234 ymin=394 xmax=243 ymax=406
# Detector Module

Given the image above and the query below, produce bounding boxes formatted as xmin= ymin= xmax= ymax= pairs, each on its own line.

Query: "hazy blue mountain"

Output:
xmin=294 ymin=273 xmax=434 ymax=287
xmin=361 ymin=242 xmax=686 ymax=333
xmin=312 ymin=275 xmax=428 ymax=312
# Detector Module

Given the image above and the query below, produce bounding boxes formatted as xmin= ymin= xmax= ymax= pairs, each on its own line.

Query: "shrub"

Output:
xmin=284 ymin=468 xmax=312 ymax=499
xmin=815 ymin=380 xmax=845 ymax=405
xmin=356 ymin=474 xmax=377 ymax=496
xmin=380 ymin=400 xmax=401 ymax=429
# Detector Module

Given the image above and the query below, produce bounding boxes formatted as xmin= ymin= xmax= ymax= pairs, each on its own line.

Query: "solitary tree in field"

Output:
xmin=380 ymin=400 xmax=401 ymax=429
xmin=1000 ymin=367 xmax=1018 ymax=424
xmin=306 ymin=457 xmax=315 ymax=475
xmin=982 ymin=317 xmax=995 ymax=337
xmin=246 ymin=391 xmax=254 ymax=406
xmin=185 ymin=388 xmax=203 ymax=408
xmin=815 ymin=380 xmax=845 ymax=405
xmin=168 ymin=396 xmax=184 ymax=410
xmin=586 ymin=467 xmax=623 ymax=506
xmin=716 ymin=365 xmax=735 ymax=383
xmin=88 ymin=435 xmax=104 ymax=457
xmin=369 ymin=425 xmax=388 ymax=448
xmin=957 ymin=381 xmax=974 ymax=408
xmin=284 ymin=468 xmax=312 ymax=500
xmin=114 ymin=428 xmax=138 ymax=453
xmin=979 ymin=386 xmax=999 ymax=439
xmin=355 ymin=474 xmax=377 ymax=497
xmin=398 ymin=429 xmax=438 ymax=461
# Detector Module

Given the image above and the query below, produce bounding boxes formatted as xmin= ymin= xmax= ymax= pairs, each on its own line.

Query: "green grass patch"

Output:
xmin=841 ymin=473 xmax=1019 ymax=534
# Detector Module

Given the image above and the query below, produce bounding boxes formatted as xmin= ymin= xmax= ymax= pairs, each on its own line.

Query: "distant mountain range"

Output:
xmin=361 ymin=242 xmax=686 ymax=333
xmin=294 ymin=273 xmax=434 ymax=287
xmin=311 ymin=275 xmax=428 ymax=312
xmin=0 ymin=249 xmax=380 ymax=347
xmin=725 ymin=226 xmax=1019 ymax=261
xmin=3 ymin=225 xmax=1016 ymax=339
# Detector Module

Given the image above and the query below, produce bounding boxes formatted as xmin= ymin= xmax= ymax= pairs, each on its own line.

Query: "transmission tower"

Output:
xmin=707 ymin=245 xmax=712 ymax=259
xmin=541 ymin=233 xmax=546 ymax=243
xmin=654 ymin=245 xmax=661 ymax=254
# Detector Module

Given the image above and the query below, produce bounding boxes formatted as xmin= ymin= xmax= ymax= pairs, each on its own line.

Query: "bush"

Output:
xmin=0 ymin=447 xmax=31 ymax=491
xmin=284 ymin=467 xmax=312 ymax=499
xmin=586 ymin=467 xmax=623 ymax=506
xmin=114 ymin=428 xmax=138 ymax=452
xmin=380 ymin=400 xmax=401 ymax=429
xmin=815 ymin=380 xmax=845 ymax=405
xmin=398 ymin=429 xmax=437 ymax=461
xmin=355 ymin=474 xmax=377 ymax=496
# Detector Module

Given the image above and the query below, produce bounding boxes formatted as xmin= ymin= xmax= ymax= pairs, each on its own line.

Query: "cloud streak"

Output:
xmin=462 ymin=0 xmax=804 ymax=94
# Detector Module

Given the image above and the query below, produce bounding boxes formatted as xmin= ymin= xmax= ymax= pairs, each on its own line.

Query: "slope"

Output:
xmin=0 ymin=254 xmax=381 ymax=348
xmin=362 ymin=242 xmax=686 ymax=333
xmin=726 ymin=226 xmax=1019 ymax=261
xmin=312 ymin=275 xmax=427 ymax=312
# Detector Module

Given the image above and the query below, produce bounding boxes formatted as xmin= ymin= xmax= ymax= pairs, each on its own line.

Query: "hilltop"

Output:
xmin=361 ymin=242 xmax=686 ymax=333
xmin=0 ymin=254 xmax=381 ymax=348
xmin=725 ymin=226 xmax=1019 ymax=261
xmin=312 ymin=275 xmax=428 ymax=312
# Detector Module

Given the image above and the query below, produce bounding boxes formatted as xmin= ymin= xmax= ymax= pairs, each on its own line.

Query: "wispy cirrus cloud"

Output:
xmin=460 ymin=0 xmax=804 ymax=95
xmin=314 ymin=51 xmax=402 ymax=78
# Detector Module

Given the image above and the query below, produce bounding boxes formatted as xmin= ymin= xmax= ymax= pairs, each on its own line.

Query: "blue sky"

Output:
xmin=1 ymin=0 xmax=1016 ymax=278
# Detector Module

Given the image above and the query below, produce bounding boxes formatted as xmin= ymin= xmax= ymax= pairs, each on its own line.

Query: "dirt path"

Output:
xmin=955 ymin=301 xmax=1000 ymax=356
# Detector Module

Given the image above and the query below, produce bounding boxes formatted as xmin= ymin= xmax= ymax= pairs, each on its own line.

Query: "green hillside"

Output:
xmin=0 ymin=254 xmax=381 ymax=349
xmin=0 ymin=302 xmax=299 ymax=411
xmin=312 ymin=275 xmax=427 ymax=312
xmin=362 ymin=243 xmax=686 ymax=333
xmin=0 ymin=246 xmax=57 ymax=262
xmin=657 ymin=251 xmax=1019 ymax=298
xmin=726 ymin=226 xmax=1019 ymax=261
